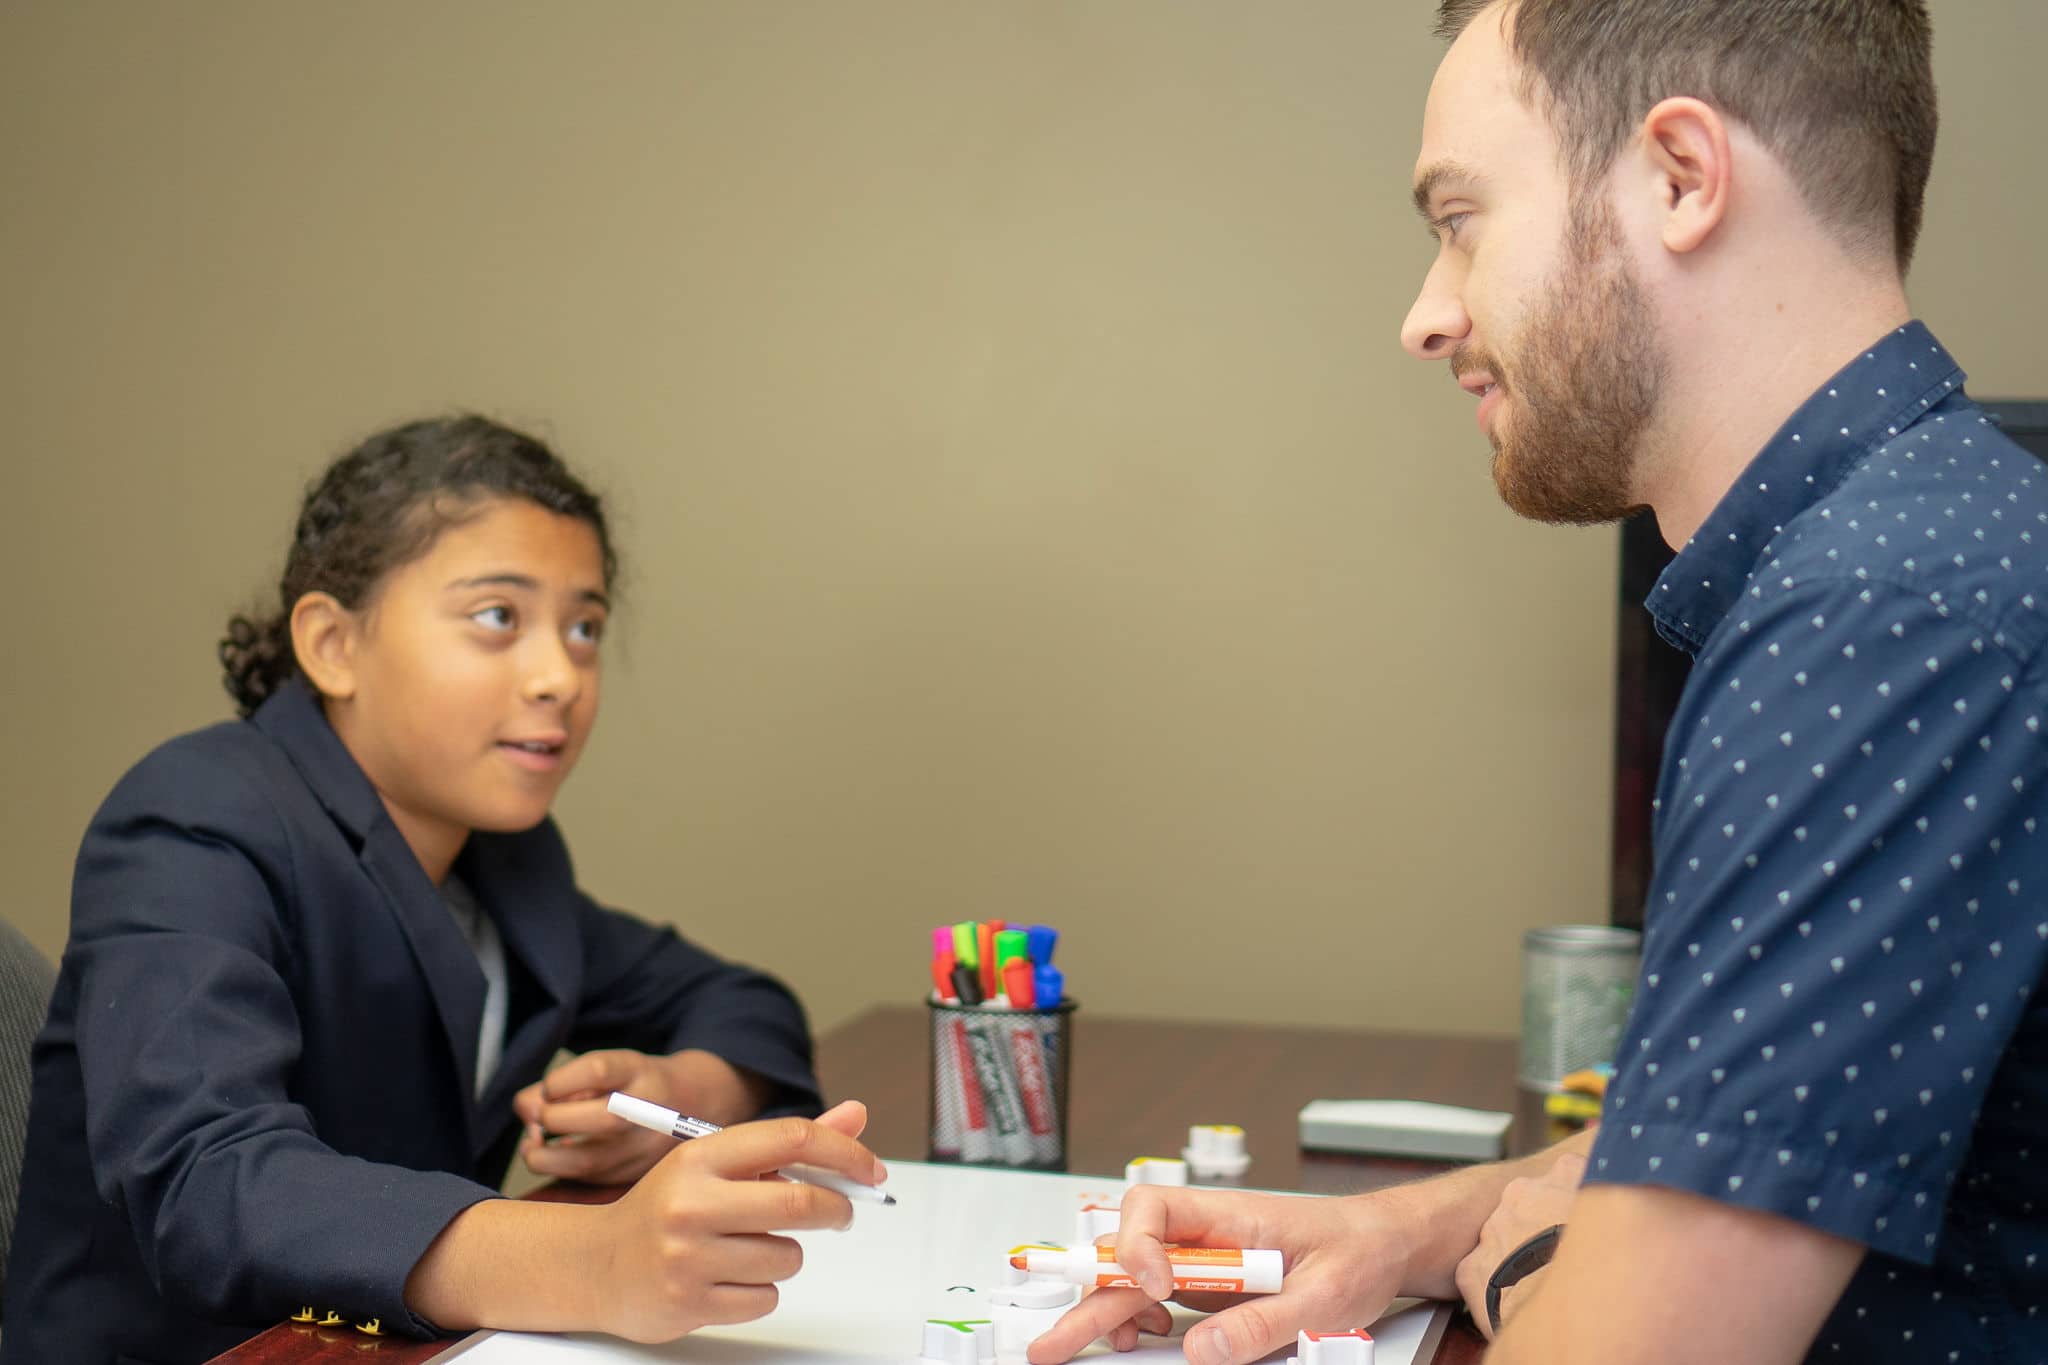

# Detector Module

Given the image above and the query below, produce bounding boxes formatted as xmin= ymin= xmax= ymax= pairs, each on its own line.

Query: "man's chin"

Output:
xmin=1492 ymin=451 xmax=1634 ymax=526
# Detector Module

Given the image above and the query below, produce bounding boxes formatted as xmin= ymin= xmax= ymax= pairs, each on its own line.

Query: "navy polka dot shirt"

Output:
xmin=1585 ymin=322 xmax=2048 ymax=1362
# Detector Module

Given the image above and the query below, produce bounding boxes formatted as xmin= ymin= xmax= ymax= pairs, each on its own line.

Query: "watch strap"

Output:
xmin=1484 ymin=1222 xmax=1565 ymax=1336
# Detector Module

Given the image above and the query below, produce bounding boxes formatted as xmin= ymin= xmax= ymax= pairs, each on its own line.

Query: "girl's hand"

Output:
xmin=1027 ymin=1185 xmax=1412 ymax=1365
xmin=593 ymin=1101 xmax=883 ymax=1342
xmin=515 ymin=1048 xmax=773 ymax=1185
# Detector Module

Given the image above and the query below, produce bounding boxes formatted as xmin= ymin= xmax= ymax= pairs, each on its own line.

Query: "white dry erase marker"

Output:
xmin=606 ymin=1092 xmax=897 ymax=1206
xmin=1010 ymin=1245 xmax=1283 ymax=1294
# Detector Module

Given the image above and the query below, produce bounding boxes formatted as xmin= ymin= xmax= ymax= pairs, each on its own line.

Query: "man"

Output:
xmin=1030 ymin=2 xmax=2047 ymax=1362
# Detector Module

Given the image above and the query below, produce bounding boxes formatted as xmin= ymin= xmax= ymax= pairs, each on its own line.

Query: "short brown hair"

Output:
xmin=1435 ymin=0 xmax=1936 ymax=271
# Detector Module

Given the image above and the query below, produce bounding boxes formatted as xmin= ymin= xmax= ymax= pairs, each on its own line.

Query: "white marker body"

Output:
xmin=605 ymin=1092 xmax=895 ymax=1205
xmin=1017 ymin=1245 xmax=1282 ymax=1295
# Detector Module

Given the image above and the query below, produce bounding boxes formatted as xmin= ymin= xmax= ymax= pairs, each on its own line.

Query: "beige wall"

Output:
xmin=3 ymin=1 xmax=2041 ymax=1046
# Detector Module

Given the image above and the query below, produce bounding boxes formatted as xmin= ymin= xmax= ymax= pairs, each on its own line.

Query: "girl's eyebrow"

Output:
xmin=446 ymin=573 xmax=610 ymax=609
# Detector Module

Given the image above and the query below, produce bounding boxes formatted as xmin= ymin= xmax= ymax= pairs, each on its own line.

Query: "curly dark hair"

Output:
xmin=219 ymin=415 xmax=617 ymax=718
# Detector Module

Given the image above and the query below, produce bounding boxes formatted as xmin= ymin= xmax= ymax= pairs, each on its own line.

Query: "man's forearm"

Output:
xmin=1362 ymin=1127 xmax=1595 ymax=1301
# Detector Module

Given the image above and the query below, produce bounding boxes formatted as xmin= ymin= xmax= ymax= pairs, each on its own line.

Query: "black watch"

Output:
xmin=1484 ymin=1223 xmax=1564 ymax=1336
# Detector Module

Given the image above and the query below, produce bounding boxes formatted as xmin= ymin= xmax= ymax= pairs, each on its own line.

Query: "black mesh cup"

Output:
xmin=928 ymin=999 xmax=1075 ymax=1169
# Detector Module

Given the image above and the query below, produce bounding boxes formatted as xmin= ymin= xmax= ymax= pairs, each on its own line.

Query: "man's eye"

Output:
xmin=1435 ymin=212 xmax=1471 ymax=243
xmin=472 ymin=605 xmax=515 ymax=631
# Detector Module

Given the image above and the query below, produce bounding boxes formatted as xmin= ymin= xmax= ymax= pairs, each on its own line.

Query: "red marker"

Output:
xmin=1000 ymin=955 xmax=1036 ymax=1008
xmin=930 ymin=926 xmax=958 ymax=1001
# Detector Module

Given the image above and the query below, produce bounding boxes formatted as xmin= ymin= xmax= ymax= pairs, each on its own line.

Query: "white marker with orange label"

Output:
xmin=1009 ymin=1245 xmax=1283 ymax=1294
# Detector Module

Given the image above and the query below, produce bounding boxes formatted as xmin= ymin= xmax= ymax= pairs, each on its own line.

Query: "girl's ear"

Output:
xmin=290 ymin=592 xmax=360 ymax=701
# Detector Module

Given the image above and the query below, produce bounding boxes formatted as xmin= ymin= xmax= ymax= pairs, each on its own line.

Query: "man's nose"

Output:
xmin=1401 ymin=254 xmax=1470 ymax=361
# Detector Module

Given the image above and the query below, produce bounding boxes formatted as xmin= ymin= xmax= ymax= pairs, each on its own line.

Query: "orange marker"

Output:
xmin=976 ymin=920 xmax=1003 ymax=1000
xmin=1010 ymin=1245 xmax=1283 ymax=1294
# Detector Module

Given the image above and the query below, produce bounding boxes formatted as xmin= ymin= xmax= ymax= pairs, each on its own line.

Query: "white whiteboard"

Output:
xmin=429 ymin=1162 xmax=1450 ymax=1364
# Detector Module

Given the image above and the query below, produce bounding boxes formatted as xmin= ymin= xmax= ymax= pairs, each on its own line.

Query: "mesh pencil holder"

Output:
xmin=927 ymin=999 xmax=1075 ymax=1170
xmin=1518 ymin=925 xmax=1640 ymax=1090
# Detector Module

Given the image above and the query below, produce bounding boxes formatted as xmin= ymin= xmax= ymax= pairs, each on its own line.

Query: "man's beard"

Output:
xmin=1464 ymin=198 xmax=1667 ymax=525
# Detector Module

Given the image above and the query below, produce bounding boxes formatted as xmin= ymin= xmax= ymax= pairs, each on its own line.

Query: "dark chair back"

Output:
xmin=0 ymin=918 xmax=56 ymax=1329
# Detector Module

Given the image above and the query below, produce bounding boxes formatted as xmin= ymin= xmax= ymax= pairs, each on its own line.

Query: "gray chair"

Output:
xmin=0 ymin=918 xmax=55 ymax=1336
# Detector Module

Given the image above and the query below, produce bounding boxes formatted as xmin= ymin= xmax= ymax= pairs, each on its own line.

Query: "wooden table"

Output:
xmin=211 ymin=1007 xmax=1536 ymax=1364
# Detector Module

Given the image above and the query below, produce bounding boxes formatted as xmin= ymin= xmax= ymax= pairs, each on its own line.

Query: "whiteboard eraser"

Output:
xmin=1297 ymin=1099 xmax=1511 ymax=1162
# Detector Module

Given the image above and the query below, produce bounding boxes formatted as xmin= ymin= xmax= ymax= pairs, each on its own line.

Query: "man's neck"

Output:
xmin=1635 ymin=272 xmax=1912 ymax=549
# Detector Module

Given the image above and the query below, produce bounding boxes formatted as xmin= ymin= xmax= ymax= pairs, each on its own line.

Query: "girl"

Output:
xmin=2 ymin=416 xmax=885 ymax=1363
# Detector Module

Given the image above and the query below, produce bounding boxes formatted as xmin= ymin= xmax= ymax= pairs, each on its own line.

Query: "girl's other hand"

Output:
xmin=515 ymin=1048 xmax=772 ymax=1185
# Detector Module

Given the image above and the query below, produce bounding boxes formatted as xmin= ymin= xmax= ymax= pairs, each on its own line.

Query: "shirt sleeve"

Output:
xmin=69 ymin=740 xmax=495 ymax=1337
xmin=567 ymin=895 xmax=823 ymax=1119
xmin=1587 ymin=576 xmax=2048 ymax=1265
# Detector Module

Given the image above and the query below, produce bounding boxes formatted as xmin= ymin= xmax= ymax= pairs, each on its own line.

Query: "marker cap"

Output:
xmin=1076 ymin=1202 xmax=1122 ymax=1247
xmin=976 ymin=922 xmax=1000 ymax=999
xmin=1000 ymin=957 xmax=1036 ymax=1008
xmin=1286 ymin=1327 xmax=1376 ymax=1365
xmin=950 ymin=962 xmax=983 ymax=1007
xmin=1033 ymin=964 xmax=1064 ymax=1008
xmin=1124 ymin=1156 xmax=1189 ymax=1187
xmin=993 ymin=1245 xmax=1080 ymax=1308
xmin=1183 ymin=1123 xmax=1252 ymax=1178
xmin=920 ymin=1317 xmax=994 ymax=1365
xmin=606 ymin=1092 xmax=678 ymax=1135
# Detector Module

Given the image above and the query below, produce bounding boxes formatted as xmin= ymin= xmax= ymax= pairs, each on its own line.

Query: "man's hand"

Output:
xmin=1026 ymin=1185 xmax=1414 ymax=1365
xmin=1452 ymin=1150 xmax=1583 ymax=1338
xmin=515 ymin=1048 xmax=772 ymax=1185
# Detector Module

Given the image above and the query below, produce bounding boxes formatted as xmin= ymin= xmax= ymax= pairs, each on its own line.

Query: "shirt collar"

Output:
xmin=1648 ymin=321 xmax=1966 ymax=654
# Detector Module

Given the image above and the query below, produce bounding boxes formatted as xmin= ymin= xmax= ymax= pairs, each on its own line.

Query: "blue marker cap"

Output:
xmin=1033 ymin=963 xmax=1064 ymax=1008
xmin=1027 ymin=925 xmax=1058 ymax=967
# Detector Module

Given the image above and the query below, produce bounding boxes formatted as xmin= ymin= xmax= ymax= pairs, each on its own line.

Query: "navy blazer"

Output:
xmin=3 ymin=681 xmax=820 ymax=1364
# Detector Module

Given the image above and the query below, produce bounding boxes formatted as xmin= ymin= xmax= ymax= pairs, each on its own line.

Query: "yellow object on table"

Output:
xmin=1541 ymin=1063 xmax=1615 ymax=1139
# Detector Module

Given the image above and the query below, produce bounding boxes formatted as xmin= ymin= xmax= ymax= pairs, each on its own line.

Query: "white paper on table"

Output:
xmin=428 ymin=1162 xmax=1450 ymax=1364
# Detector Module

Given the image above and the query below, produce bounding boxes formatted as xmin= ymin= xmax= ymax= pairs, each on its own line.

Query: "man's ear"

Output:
xmin=290 ymin=592 xmax=360 ymax=701
xmin=1639 ymin=96 xmax=1731 ymax=255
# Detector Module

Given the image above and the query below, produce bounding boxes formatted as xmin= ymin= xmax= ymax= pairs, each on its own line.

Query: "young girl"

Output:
xmin=2 ymin=416 xmax=885 ymax=1363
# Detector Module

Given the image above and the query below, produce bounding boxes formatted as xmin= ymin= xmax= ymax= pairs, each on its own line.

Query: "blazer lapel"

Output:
xmin=358 ymin=825 xmax=488 ymax=1136
xmin=460 ymin=830 xmax=581 ymax=1138
xmin=255 ymin=681 xmax=489 ymax=1151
